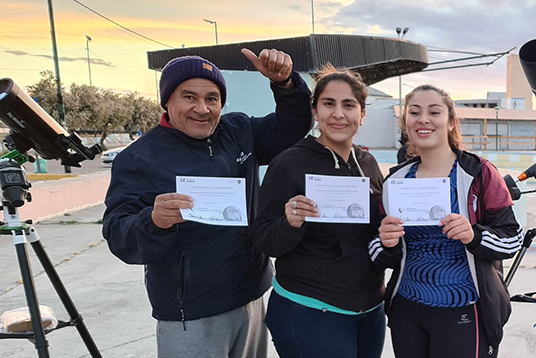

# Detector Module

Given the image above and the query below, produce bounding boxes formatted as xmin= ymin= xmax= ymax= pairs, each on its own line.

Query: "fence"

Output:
xmin=463 ymin=135 xmax=536 ymax=151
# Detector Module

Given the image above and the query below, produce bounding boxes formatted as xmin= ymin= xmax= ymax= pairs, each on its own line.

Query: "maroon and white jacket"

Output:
xmin=368 ymin=149 xmax=524 ymax=353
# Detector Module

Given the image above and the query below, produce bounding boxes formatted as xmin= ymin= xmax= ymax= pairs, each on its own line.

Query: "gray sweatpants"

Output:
xmin=157 ymin=296 xmax=268 ymax=358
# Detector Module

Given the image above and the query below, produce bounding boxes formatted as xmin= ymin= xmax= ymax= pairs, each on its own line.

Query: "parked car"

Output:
xmin=101 ymin=146 xmax=125 ymax=164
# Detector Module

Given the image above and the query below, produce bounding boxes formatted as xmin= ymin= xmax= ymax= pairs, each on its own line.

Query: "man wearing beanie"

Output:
xmin=103 ymin=48 xmax=312 ymax=357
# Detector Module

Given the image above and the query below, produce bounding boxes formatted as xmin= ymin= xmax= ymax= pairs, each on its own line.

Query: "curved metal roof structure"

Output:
xmin=147 ymin=34 xmax=429 ymax=85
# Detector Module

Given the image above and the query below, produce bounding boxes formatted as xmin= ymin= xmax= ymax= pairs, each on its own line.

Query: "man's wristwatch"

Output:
xmin=270 ymin=75 xmax=293 ymax=88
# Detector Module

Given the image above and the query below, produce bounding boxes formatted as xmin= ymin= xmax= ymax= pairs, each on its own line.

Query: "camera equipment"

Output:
xmin=503 ymin=162 xmax=536 ymax=201
xmin=0 ymin=79 xmax=102 ymax=356
xmin=503 ymin=166 xmax=536 ymax=303
xmin=519 ymin=39 xmax=536 ymax=95
xmin=0 ymin=78 xmax=101 ymax=167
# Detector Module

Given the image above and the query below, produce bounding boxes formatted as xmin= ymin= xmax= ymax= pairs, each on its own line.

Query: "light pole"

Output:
xmin=495 ymin=106 xmax=500 ymax=151
xmin=203 ymin=18 xmax=218 ymax=45
xmin=85 ymin=35 xmax=92 ymax=86
xmin=311 ymin=0 xmax=315 ymax=34
xmin=396 ymin=27 xmax=409 ymax=120
xmin=47 ymin=0 xmax=71 ymax=173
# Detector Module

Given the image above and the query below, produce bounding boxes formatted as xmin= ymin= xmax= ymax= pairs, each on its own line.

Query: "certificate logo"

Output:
xmin=347 ymin=203 xmax=365 ymax=218
xmin=429 ymin=205 xmax=447 ymax=221
xmin=223 ymin=206 xmax=242 ymax=221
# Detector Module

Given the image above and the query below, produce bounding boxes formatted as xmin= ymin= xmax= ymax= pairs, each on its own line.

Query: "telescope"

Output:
xmin=0 ymin=78 xmax=101 ymax=167
xmin=519 ymin=39 xmax=536 ymax=95
xmin=0 ymin=78 xmax=103 ymax=356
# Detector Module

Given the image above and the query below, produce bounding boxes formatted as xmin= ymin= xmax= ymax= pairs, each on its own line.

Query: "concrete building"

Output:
xmin=453 ymin=54 xmax=536 ymax=151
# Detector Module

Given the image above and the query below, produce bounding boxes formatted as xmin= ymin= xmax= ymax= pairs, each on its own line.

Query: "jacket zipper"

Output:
xmin=207 ymin=138 xmax=214 ymax=161
xmin=178 ymin=252 xmax=189 ymax=330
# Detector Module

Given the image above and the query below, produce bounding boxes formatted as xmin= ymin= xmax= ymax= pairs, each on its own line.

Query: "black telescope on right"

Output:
xmin=519 ymin=39 xmax=536 ymax=95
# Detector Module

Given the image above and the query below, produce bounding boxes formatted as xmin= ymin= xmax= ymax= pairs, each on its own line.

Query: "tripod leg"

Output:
xmin=504 ymin=228 xmax=536 ymax=287
xmin=28 ymin=227 xmax=103 ymax=358
xmin=504 ymin=247 xmax=526 ymax=287
xmin=13 ymin=231 xmax=50 ymax=358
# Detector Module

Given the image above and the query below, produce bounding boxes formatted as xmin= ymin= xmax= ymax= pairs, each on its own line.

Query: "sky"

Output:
xmin=1 ymin=0 xmax=535 ymax=102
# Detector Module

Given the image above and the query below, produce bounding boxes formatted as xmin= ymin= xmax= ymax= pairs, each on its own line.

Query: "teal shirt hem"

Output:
xmin=272 ymin=277 xmax=381 ymax=316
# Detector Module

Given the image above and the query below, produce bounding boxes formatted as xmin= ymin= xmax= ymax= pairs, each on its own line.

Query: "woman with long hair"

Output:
xmin=251 ymin=64 xmax=385 ymax=358
xmin=369 ymin=84 xmax=523 ymax=358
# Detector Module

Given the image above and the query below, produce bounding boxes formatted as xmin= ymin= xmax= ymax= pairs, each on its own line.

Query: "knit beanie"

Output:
xmin=159 ymin=55 xmax=227 ymax=110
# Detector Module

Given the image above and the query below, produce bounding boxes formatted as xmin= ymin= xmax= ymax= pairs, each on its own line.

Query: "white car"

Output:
xmin=101 ymin=146 xmax=125 ymax=164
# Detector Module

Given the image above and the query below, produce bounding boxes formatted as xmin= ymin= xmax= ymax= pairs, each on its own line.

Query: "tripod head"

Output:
xmin=0 ymin=150 xmax=33 ymax=234
xmin=0 ymin=160 xmax=30 ymax=208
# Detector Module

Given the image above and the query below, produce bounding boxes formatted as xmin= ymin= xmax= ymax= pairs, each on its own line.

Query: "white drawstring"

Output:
xmin=323 ymin=146 xmax=372 ymax=194
xmin=351 ymin=146 xmax=373 ymax=194
xmin=324 ymin=146 xmax=340 ymax=169
xmin=350 ymin=147 xmax=366 ymax=177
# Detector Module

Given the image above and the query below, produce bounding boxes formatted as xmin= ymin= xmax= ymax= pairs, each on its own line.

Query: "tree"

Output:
xmin=68 ymin=84 xmax=100 ymax=131
xmin=26 ymin=71 xmax=162 ymax=149
xmin=121 ymin=92 xmax=161 ymax=138
xmin=26 ymin=70 xmax=74 ymax=127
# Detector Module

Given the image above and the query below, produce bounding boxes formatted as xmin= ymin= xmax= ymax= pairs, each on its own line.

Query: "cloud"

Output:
xmin=333 ymin=0 xmax=534 ymax=53
xmin=4 ymin=50 xmax=114 ymax=67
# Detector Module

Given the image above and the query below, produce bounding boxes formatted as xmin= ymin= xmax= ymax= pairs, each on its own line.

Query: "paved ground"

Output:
xmin=1 ymin=153 xmax=535 ymax=357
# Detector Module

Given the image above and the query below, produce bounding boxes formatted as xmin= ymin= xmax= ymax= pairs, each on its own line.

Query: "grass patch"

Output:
xmin=56 ymin=220 xmax=103 ymax=225
xmin=58 ymin=220 xmax=79 ymax=225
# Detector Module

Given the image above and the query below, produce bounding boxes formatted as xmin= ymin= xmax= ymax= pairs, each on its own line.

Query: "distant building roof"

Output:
xmin=487 ymin=92 xmax=506 ymax=99
xmin=147 ymin=34 xmax=428 ymax=86
xmin=455 ymin=99 xmax=501 ymax=108
xmin=368 ymin=87 xmax=392 ymax=98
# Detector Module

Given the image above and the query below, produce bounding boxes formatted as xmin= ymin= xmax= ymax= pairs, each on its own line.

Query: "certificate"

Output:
xmin=383 ymin=177 xmax=451 ymax=226
xmin=176 ymin=176 xmax=248 ymax=226
xmin=305 ymin=174 xmax=370 ymax=224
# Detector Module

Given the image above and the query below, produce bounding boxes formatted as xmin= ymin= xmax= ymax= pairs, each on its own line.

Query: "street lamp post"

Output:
xmin=396 ymin=28 xmax=409 ymax=121
xmin=311 ymin=0 xmax=315 ymax=34
xmin=47 ymin=0 xmax=71 ymax=173
xmin=203 ymin=18 xmax=218 ymax=45
xmin=85 ymin=35 xmax=92 ymax=86
xmin=495 ymin=106 xmax=500 ymax=151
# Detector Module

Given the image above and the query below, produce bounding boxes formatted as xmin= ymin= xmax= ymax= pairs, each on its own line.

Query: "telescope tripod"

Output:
xmin=505 ymin=227 xmax=536 ymax=302
xmin=0 ymin=203 xmax=102 ymax=357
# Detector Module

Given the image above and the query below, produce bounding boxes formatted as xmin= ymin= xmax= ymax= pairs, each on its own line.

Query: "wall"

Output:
xmin=17 ymin=172 xmax=110 ymax=223
xmin=507 ymin=54 xmax=533 ymax=109
xmin=354 ymin=98 xmax=399 ymax=149
xmin=221 ymin=71 xmax=315 ymax=117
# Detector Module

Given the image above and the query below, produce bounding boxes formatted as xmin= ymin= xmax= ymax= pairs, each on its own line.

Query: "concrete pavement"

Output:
xmin=0 ymin=205 xmax=155 ymax=357
xmin=1 ymin=157 xmax=536 ymax=357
